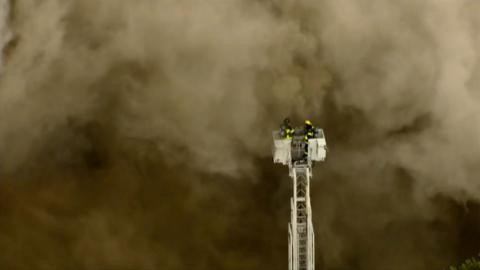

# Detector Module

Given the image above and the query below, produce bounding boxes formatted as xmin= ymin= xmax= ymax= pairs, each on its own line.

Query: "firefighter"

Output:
xmin=304 ymin=120 xmax=315 ymax=140
xmin=304 ymin=120 xmax=315 ymax=156
xmin=281 ymin=118 xmax=295 ymax=139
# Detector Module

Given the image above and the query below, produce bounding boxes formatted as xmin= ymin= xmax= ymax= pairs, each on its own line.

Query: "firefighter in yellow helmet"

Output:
xmin=304 ymin=120 xmax=315 ymax=156
xmin=304 ymin=120 xmax=315 ymax=140
xmin=281 ymin=118 xmax=295 ymax=139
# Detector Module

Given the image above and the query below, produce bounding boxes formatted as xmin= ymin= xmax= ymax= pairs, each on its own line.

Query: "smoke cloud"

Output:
xmin=0 ymin=0 xmax=10 ymax=71
xmin=0 ymin=0 xmax=479 ymax=269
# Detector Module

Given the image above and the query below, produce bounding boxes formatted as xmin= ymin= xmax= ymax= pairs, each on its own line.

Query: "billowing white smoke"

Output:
xmin=0 ymin=0 xmax=10 ymax=71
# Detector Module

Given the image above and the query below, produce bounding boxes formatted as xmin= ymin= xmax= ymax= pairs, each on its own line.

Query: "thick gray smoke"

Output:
xmin=0 ymin=0 xmax=10 ymax=71
xmin=0 ymin=0 xmax=479 ymax=270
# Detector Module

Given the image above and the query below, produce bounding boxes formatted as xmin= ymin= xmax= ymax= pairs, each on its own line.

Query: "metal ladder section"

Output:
xmin=288 ymin=164 xmax=315 ymax=270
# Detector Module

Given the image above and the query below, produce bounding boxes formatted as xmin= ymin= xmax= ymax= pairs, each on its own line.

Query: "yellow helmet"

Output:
xmin=305 ymin=120 xmax=312 ymax=126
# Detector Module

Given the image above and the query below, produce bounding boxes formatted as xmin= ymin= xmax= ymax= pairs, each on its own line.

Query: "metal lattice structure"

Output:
xmin=273 ymin=126 xmax=327 ymax=270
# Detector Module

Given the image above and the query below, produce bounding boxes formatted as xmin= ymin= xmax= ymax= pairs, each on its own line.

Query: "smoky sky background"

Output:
xmin=0 ymin=0 xmax=480 ymax=269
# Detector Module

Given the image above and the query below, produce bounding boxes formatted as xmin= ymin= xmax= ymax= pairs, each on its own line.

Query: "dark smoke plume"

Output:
xmin=0 ymin=0 xmax=479 ymax=269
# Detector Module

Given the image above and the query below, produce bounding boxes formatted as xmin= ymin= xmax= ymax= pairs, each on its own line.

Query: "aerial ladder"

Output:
xmin=273 ymin=123 xmax=327 ymax=270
